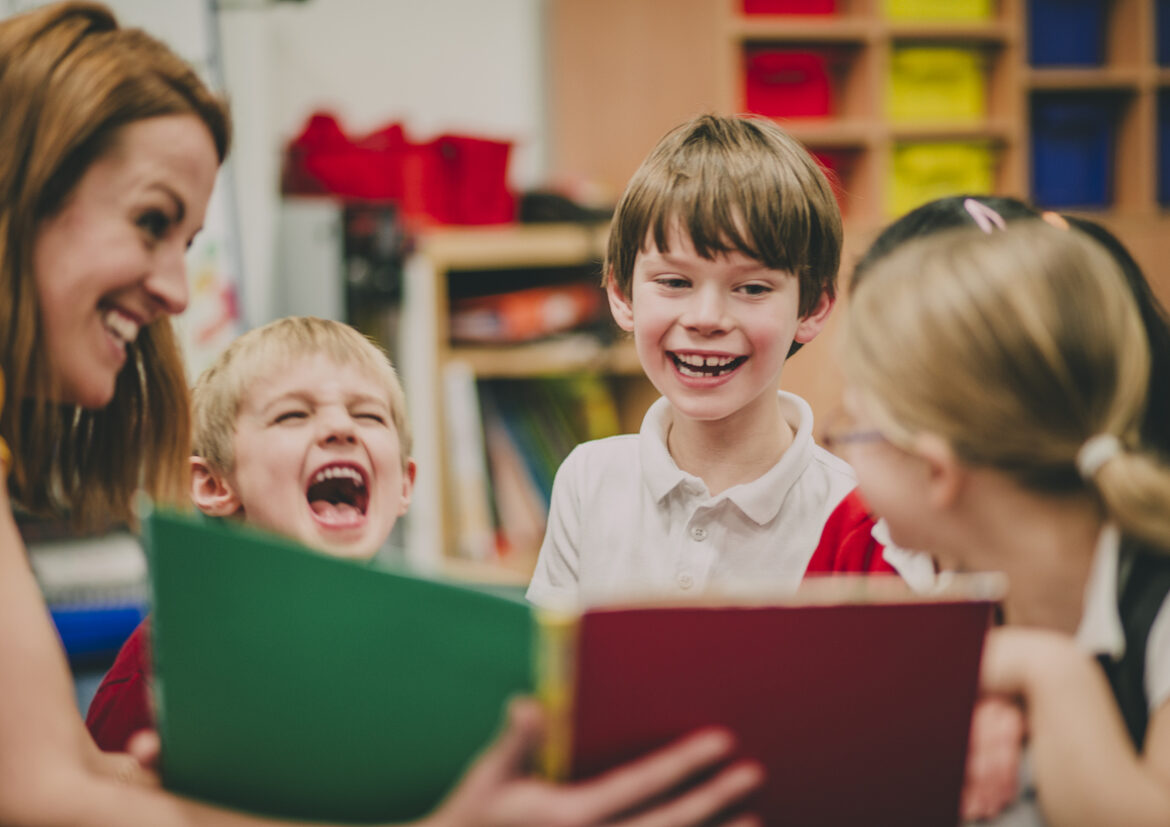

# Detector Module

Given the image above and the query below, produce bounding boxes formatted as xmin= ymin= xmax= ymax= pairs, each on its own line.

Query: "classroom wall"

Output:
xmin=218 ymin=0 xmax=547 ymax=329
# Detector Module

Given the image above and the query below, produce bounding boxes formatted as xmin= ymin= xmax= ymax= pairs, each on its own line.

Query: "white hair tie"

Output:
xmin=1077 ymin=434 xmax=1123 ymax=481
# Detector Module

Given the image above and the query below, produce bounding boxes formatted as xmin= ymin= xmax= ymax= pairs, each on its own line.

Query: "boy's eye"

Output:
xmin=137 ymin=209 xmax=171 ymax=241
xmin=273 ymin=410 xmax=308 ymax=424
xmin=738 ymin=283 xmax=773 ymax=296
xmin=655 ymin=276 xmax=690 ymax=289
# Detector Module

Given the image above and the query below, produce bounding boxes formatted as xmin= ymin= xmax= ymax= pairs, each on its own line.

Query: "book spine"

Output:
xmin=534 ymin=609 xmax=580 ymax=781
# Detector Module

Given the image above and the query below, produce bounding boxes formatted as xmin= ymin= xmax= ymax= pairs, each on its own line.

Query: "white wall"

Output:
xmin=218 ymin=0 xmax=547 ymax=328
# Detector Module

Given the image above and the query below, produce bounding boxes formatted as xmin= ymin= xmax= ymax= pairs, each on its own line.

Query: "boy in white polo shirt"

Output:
xmin=527 ymin=114 xmax=891 ymax=610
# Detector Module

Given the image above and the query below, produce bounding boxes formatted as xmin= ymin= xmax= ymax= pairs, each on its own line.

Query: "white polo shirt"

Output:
xmin=526 ymin=391 xmax=858 ymax=610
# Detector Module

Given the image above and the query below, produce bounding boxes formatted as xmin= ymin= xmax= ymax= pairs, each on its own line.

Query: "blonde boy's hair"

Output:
xmin=605 ymin=113 xmax=842 ymax=318
xmin=843 ymin=221 xmax=1170 ymax=550
xmin=192 ymin=317 xmax=411 ymax=473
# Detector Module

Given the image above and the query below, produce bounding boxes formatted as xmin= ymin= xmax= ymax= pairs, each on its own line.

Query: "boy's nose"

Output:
xmin=319 ymin=411 xmax=358 ymax=445
xmin=683 ymin=289 xmax=729 ymax=334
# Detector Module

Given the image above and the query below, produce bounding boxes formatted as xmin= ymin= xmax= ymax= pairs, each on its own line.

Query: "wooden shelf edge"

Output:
xmin=418 ymin=222 xmax=609 ymax=271
xmin=729 ymin=16 xmax=872 ymax=43
xmin=449 ymin=336 xmax=641 ymax=378
xmin=1026 ymin=67 xmax=1145 ymax=91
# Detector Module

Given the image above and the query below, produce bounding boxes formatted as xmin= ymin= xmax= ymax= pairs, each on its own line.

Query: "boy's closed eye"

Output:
xmin=272 ymin=409 xmax=309 ymax=425
xmin=353 ymin=411 xmax=388 ymax=425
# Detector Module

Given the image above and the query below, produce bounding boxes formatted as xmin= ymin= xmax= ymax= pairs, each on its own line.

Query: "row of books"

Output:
xmin=444 ymin=367 xmax=622 ymax=562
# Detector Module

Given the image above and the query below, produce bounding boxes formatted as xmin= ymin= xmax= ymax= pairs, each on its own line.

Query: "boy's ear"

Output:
xmin=605 ymin=274 xmax=635 ymax=332
xmin=190 ymin=456 xmax=243 ymax=517
xmin=912 ymin=433 xmax=964 ymax=511
xmin=397 ymin=458 xmax=417 ymax=517
xmin=793 ymin=289 xmax=835 ymax=344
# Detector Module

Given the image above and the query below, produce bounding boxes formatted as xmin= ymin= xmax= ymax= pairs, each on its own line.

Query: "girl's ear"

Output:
xmin=912 ymin=433 xmax=964 ymax=510
xmin=606 ymin=274 xmax=635 ymax=332
xmin=794 ymin=290 xmax=835 ymax=344
xmin=190 ymin=456 xmax=242 ymax=517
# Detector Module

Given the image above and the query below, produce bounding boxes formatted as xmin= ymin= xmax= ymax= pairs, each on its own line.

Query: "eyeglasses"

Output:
xmin=821 ymin=407 xmax=886 ymax=453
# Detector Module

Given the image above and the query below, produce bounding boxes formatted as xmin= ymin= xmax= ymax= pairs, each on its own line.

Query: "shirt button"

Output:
xmin=691 ymin=525 xmax=708 ymax=541
xmin=677 ymin=572 xmax=694 ymax=589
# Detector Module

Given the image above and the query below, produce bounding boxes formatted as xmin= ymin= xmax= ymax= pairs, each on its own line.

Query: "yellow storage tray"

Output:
xmin=888 ymin=46 xmax=985 ymax=123
xmin=883 ymin=0 xmax=993 ymax=20
xmin=888 ymin=141 xmax=995 ymax=217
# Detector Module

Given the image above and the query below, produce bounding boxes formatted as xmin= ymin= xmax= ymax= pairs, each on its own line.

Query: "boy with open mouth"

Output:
xmin=86 ymin=316 xmax=416 ymax=750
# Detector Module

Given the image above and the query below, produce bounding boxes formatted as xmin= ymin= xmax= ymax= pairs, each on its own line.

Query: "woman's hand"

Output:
xmin=426 ymin=698 xmax=763 ymax=827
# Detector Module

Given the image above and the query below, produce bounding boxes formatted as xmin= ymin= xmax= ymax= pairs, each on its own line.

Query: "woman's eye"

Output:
xmin=356 ymin=412 xmax=387 ymax=425
xmin=273 ymin=410 xmax=308 ymax=424
xmin=137 ymin=209 xmax=171 ymax=240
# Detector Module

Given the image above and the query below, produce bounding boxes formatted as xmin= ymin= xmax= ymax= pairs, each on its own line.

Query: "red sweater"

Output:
xmin=85 ymin=619 xmax=151 ymax=753
xmin=804 ymin=487 xmax=895 ymax=575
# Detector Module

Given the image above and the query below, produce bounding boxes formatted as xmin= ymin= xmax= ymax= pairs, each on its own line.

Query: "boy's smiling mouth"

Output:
xmin=305 ymin=462 xmax=370 ymax=527
xmin=669 ymin=351 xmax=747 ymax=378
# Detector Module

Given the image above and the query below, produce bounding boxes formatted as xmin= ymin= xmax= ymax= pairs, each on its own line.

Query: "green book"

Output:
xmin=144 ymin=507 xmax=535 ymax=823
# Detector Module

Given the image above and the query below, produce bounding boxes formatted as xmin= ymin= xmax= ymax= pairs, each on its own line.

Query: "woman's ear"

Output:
xmin=606 ymin=274 xmax=635 ymax=332
xmin=190 ymin=456 xmax=242 ymax=517
xmin=912 ymin=433 xmax=965 ymax=510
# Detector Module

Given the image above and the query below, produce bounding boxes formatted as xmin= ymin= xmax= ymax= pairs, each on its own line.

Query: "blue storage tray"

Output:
xmin=51 ymin=603 xmax=147 ymax=663
xmin=1031 ymin=94 xmax=1117 ymax=208
xmin=1159 ymin=0 xmax=1170 ymax=66
xmin=1028 ymin=0 xmax=1107 ymax=67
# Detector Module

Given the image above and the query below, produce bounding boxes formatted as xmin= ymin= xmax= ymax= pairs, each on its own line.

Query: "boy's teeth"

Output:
xmin=102 ymin=310 xmax=139 ymax=344
xmin=673 ymin=353 xmax=744 ymax=377
xmin=312 ymin=466 xmax=365 ymax=486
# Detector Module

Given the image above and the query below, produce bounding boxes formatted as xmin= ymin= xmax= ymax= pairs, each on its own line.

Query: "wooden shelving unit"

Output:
xmin=401 ymin=223 xmax=654 ymax=567
xmin=409 ymin=0 xmax=1170 ymax=573
xmin=546 ymin=0 xmax=1170 ymax=418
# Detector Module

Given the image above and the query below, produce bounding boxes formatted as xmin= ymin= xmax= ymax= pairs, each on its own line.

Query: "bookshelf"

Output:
xmin=401 ymin=223 xmax=656 ymax=576
xmin=408 ymin=0 xmax=1170 ymax=577
xmin=545 ymin=0 xmax=1170 ymax=432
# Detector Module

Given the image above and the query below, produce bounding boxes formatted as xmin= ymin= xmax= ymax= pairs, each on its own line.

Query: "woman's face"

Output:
xmin=32 ymin=114 xmax=219 ymax=408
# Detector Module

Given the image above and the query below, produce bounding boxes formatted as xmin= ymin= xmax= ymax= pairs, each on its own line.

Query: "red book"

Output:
xmin=539 ymin=576 xmax=1001 ymax=827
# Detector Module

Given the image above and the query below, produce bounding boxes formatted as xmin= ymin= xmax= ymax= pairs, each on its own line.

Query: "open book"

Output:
xmin=538 ymin=576 xmax=1002 ymax=827
xmin=144 ymin=506 xmax=1000 ymax=824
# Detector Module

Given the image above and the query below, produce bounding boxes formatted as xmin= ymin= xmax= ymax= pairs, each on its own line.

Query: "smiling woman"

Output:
xmin=0 ymin=7 xmax=767 ymax=825
xmin=1 ymin=3 xmax=230 ymax=527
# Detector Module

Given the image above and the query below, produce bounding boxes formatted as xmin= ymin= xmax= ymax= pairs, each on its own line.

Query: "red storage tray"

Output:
xmin=743 ymin=0 xmax=836 ymax=13
xmin=744 ymin=49 xmax=834 ymax=118
xmin=403 ymin=135 xmax=515 ymax=226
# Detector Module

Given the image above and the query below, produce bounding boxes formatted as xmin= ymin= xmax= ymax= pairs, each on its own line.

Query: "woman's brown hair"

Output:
xmin=0 ymin=2 xmax=231 ymax=528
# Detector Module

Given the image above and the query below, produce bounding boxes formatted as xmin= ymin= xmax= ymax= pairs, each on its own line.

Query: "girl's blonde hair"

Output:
xmin=192 ymin=317 xmax=412 ymax=475
xmin=842 ymin=221 xmax=1170 ymax=550
xmin=0 ymin=2 xmax=231 ymax=528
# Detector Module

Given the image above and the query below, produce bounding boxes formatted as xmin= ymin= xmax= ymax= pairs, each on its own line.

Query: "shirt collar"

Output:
xmin=638 ymin=391 xmax=816 ymax=525
xmin=1075 ymin=523 xmax=1125 ymax=659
